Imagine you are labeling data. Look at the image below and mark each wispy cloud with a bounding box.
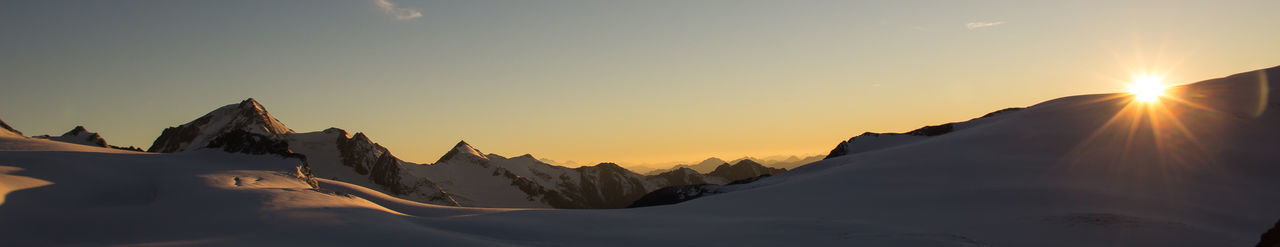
[965,21,1005,30]
[374,0,422,20]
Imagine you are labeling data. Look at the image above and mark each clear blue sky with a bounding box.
[2,0,1278,166]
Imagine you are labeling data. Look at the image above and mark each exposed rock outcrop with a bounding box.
[206,129,317,188]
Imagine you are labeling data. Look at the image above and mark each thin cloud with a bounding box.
[374,0,422,20]
[965,21,1005,30]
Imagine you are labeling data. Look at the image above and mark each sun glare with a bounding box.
[1127,76,1167,103]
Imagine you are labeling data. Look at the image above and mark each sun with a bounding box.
[1127,76,1167,103]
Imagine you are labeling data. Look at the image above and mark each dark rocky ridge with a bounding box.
[824,107,1025,160]
[0,118,21,135]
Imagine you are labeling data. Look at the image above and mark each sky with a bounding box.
[2,0,1278,167]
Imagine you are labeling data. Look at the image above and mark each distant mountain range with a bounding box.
[643,155,823,175]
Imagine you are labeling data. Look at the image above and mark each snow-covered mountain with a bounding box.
[1,66,1278,246]
[30,126,144,151]
[144,99,785,209]
[412,140,793,208]
[415,142,681,208]
[149,98,293,153]
[286,128,458,206]
[34,126,107,147]
[148,99,457,206]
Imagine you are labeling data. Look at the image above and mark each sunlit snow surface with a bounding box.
[1,67,1277,246]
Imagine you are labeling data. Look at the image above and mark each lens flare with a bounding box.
[1127,76,1167,102]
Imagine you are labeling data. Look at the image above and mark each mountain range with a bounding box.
[139,98,786,208]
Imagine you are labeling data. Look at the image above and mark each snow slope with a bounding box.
[0,134,968,246]
[656,66,1280,246]
[0,135,508,246]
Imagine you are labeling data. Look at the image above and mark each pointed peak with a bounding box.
[235,98,272,115]
[239,98,262,108]
[67,126,89,136]
[451,140,483,154]
[513,153,537,160]
[350,132,371,142]
[436,140,487,164]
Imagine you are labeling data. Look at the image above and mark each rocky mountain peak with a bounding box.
[66,126,89,136]
[57,126,107,147]
[32,126,108,147]
[435,140,489,164]
[148,98,293,153]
